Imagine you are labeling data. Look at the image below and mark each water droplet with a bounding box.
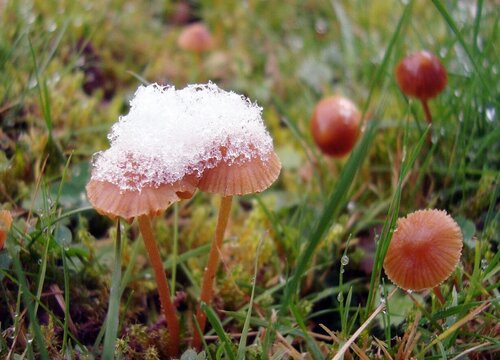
[47,21,57,32]
[486,107,496,123]
[26,333,33,344]
[315,19,328,35]
[337,292,343,302]
[347,201,356,212]
[340,268,345,274]
[454,90,461,97]
[341,255,349,266]
[481,259,488,271]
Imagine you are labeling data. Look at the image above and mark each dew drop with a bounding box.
[341,255,349,266]
[337,292,343,302]
[481,259,488,271]
[26,333,33,344]
[485,107,496,123]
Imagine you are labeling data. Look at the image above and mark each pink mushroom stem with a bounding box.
[138,215,180,358]
[192,196,233,350]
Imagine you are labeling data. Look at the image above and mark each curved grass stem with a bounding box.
[193,195,233,350]
[138,215,179,358]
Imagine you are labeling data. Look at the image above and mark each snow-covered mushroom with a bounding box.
[193,147,280,350]
[383,209,463,302]
[88,83,280,350]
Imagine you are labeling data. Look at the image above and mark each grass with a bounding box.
[0,0,499,359]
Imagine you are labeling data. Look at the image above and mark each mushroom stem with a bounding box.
[137,215,180,358]
[432,286,446,305]
[421,99,433,124]
[193,195,233,350]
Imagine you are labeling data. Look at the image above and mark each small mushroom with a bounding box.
[87,122,201,358]
[310,95,361,157]
[383,209,463,296]
[395,50,447,123]
[0,210,13,250]
[192,143,281,349]
[177,22,214,53]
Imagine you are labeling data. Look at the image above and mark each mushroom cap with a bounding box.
[310,95,361,157]
[86,175,198,223]
[0,210,13,250]
[177,22,213,52]
[383,209,463,291]
[395,50,447,100]
[197,151,281,196]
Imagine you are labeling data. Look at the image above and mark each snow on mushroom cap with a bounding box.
[91,83,274,192]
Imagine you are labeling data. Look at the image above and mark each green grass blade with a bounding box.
[282,120,377,308]
[364,124,429,318]
[431,0,492,96]
[201,303,236,360]
[237,234,265,359]
[102,220,123,359]
[290,304,324,360]
[10,250,50,360]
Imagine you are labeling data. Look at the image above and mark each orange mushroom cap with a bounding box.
[310,95,361,158]
[383,209,463,291]
[177,22,213,52]
[86,173,198,223]
[0,210,13,250]
[197,150,281,196]
[395,50,447,101]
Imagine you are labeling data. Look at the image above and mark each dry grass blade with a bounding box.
[373,337,393,360]
[394,311,421,360]
[420,301,491,355]
[333,288,397,360]
[318,324,369,360]
[449,342,492,360]
[276,332,305,360]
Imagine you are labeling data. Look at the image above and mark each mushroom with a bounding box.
[177,22,214,53]
[0,209,13,250]
[86,151,196,357]
[91,82,280,351]
[383,209,463,303]
[191,151,281,349]
[310,95,361,157]
[395,50,447,123]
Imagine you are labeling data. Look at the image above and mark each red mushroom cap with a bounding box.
[177,22,213,52]
[395,50,447,101]
[384,209,463,291]
[310,95,361,157]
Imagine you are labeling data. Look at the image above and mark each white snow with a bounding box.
[91,82,274,191]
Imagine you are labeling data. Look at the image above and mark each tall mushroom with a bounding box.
[87,150,196,358]
[192,155,280,348]
[395,50,447,124]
